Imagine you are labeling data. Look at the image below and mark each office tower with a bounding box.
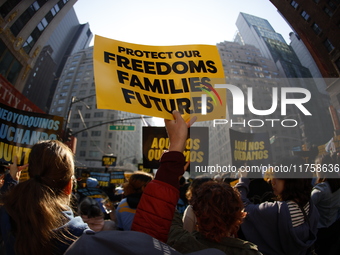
[205,41,302,166]
[0,0,77,93]
[22,7,92,112]
[50,47,143,171]
[235,12,333,147]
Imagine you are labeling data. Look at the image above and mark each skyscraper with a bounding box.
[22,7,92,112]
[236,12,333,147]
[0,0,78,92]
[206,41,302,166]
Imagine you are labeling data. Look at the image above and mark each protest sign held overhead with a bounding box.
[0,103,63,180]
[93,36,226,121]
[142,126,208,172]
[229,129,272,170]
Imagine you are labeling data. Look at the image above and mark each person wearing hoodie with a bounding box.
[235,156,319,255]
[0,140,89,255]
[116,171,153,230]
[132,111,261,255]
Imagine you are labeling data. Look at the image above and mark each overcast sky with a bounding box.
[73,0,293,47]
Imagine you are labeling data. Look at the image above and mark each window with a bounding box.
[323,39,335,52]
[10,0,47,36]
[0,41,22,84]
[94,112,104,118]
[62,85,69,90]
[82,132,88,137]
[323,7,333,17]
[79,151,86,157]
[300,10,310,21]
[290,1,299,8]
[90,141,100,146]
[85,113,91,118]
[80,141,87,147]
[312,23,322,35]
[0,0,22,18]
[328,0,338,10]
[79,90,86,95]
[91,131,101,136]
[58,99,66,104]
[72,123,79,128]
[89,151,100,158]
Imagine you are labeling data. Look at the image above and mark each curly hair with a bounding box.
[185,175,212,202]
[191,181,246,242]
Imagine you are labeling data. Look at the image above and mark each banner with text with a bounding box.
[142,126,209,171]
[93,36,226,121]
[229,129,272,169]
[0,103,63,180]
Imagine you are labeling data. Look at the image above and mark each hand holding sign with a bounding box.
[165,110,197,153]
[9,156,28,181]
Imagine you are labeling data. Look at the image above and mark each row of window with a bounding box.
[23,1,69,54]
[290,1,336,53]
[0,0,22,18]
[0,40,22,84]
[10,0,47,36]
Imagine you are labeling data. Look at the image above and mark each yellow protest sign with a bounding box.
[93,36,226,121]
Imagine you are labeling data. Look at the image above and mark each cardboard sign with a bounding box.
[102,155,117,166]
[0,103,63,181]
[93,36,226,121]
[142,126,209,170]
[229,129,272,169]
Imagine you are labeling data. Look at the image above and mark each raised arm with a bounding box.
[131,111,196,242]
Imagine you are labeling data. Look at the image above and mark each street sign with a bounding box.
[109,125,135,131]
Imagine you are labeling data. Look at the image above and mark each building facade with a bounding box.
[235,12,333,147]
[203,41,303,167]
[50,47,143,171]
[0,0,77,92]
[269,0,340,78]
[22,7,92,112]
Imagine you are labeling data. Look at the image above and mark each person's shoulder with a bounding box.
[313,181,331,192]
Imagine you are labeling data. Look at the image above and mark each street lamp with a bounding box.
[63,94,95,141]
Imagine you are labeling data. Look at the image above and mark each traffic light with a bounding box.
[65,128,73,142]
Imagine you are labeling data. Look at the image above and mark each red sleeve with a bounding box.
[131,151,184,242]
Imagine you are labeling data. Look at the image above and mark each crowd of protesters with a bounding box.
[1,110,340,255]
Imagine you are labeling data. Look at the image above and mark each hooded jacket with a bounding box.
[132,152,262,254]
[0,206,89,255]
[235,178,319,255]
